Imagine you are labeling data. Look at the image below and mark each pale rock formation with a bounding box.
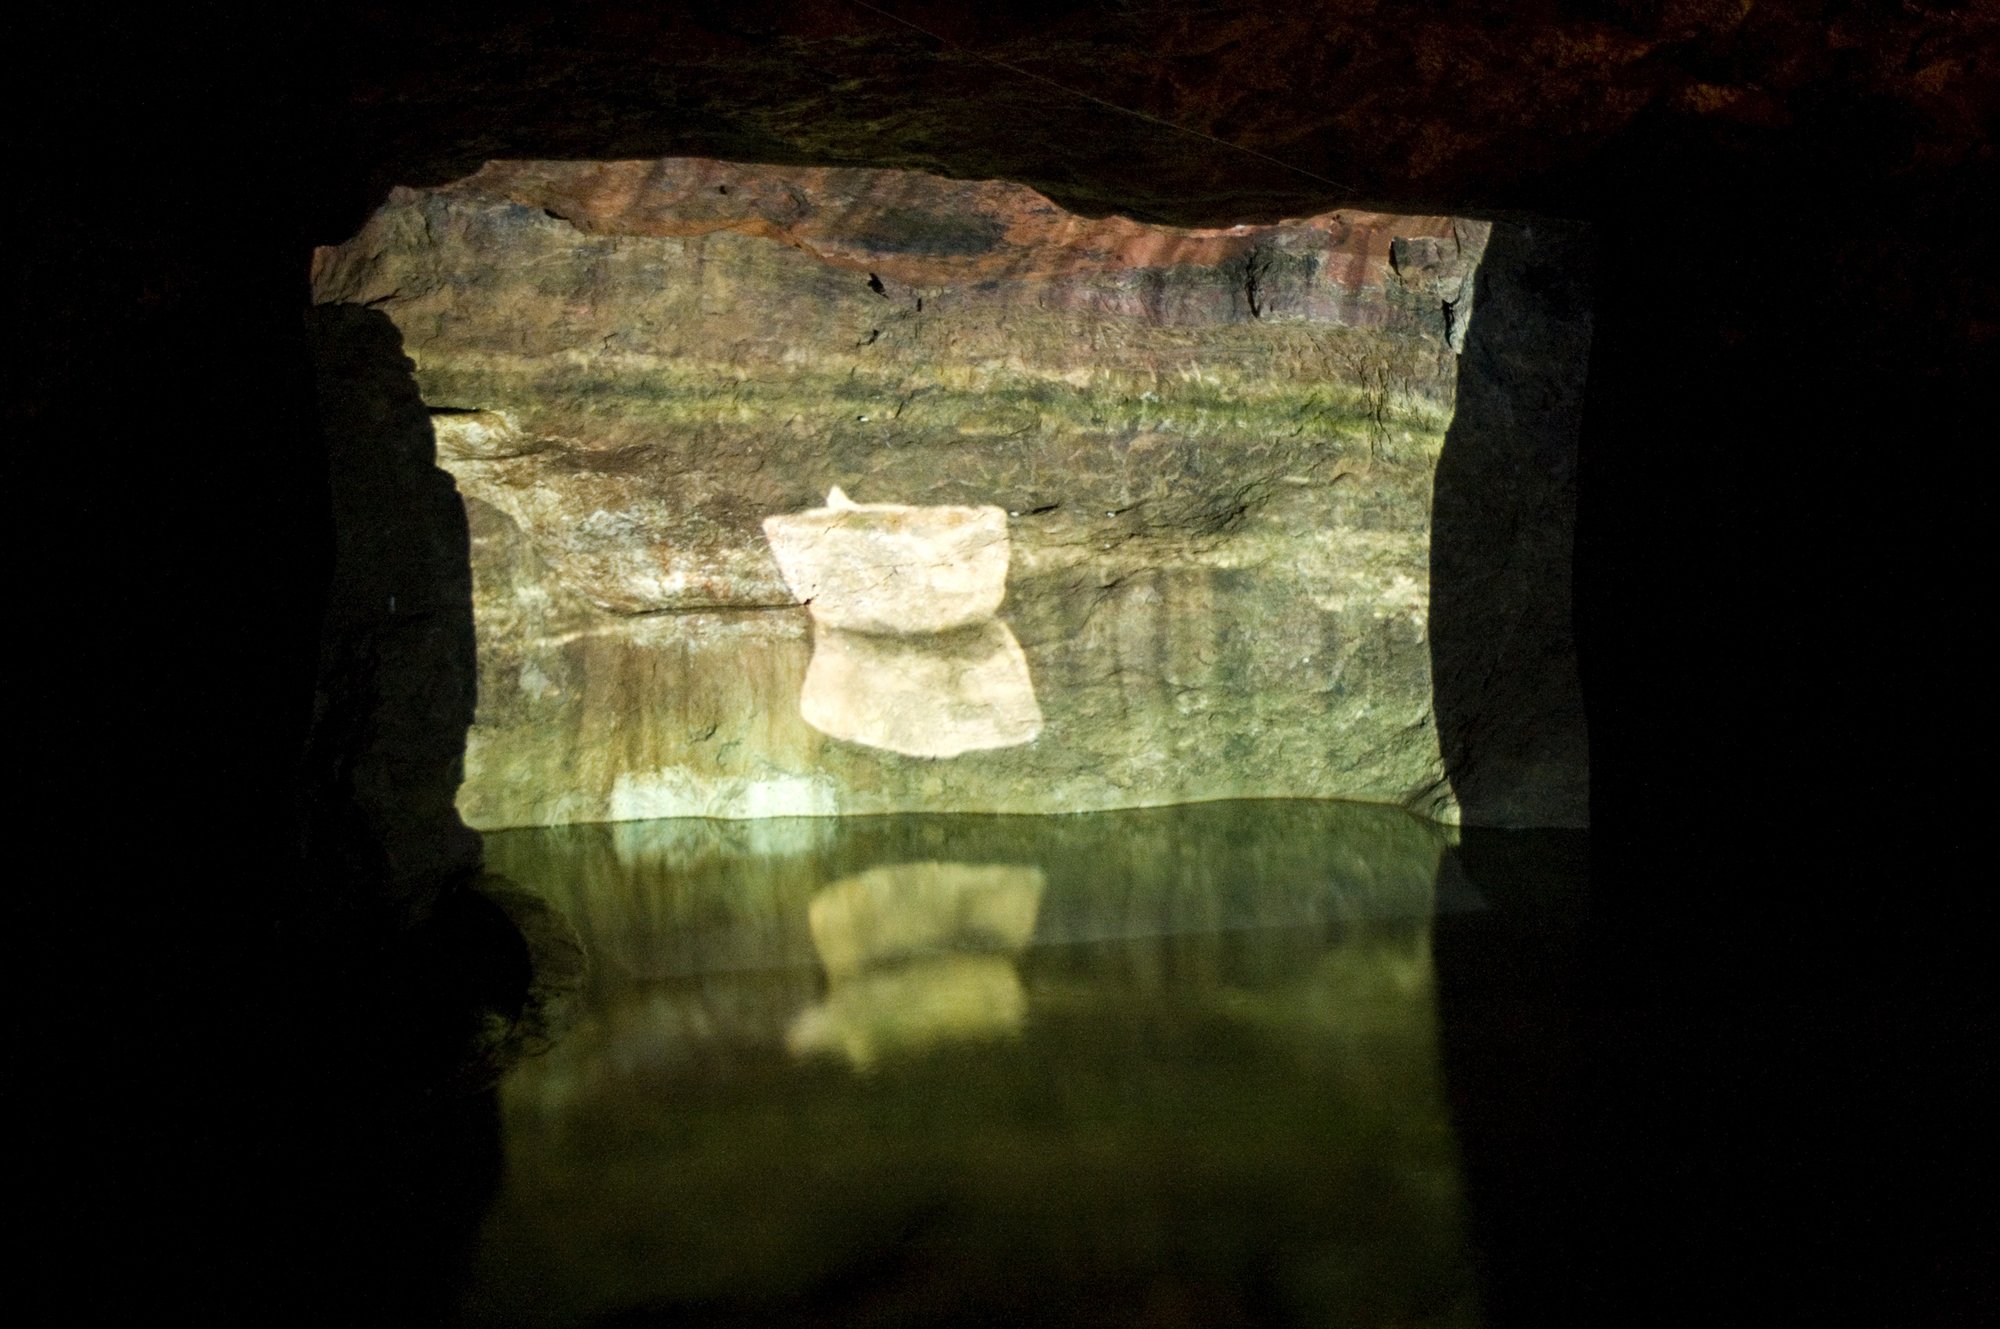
[763,487,1012,636]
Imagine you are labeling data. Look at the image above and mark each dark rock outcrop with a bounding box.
[303,305,482,927]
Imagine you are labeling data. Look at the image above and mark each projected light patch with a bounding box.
[763,487,1043,757]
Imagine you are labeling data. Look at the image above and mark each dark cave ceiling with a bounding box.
[299,0,1994,233]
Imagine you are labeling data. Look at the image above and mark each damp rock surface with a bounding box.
[314,160,1506,824]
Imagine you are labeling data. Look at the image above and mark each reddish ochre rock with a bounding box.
[444,158,1453,299]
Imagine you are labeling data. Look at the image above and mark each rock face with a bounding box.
[313,158,1530,825]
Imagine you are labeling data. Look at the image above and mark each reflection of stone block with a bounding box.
[806,861,1046,978]
[785,955,1028,1069]
[789,861,1046,1068]
[801,621,1041,759]
[762,487,1010,635]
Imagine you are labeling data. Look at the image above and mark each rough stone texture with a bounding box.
[312,160,1535,825]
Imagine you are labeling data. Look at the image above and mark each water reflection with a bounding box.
[464,801,1478,1327]
[805,861,1044,978]
[788,863,1045,1068]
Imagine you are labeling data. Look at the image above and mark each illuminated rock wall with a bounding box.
[313,159,1493,825]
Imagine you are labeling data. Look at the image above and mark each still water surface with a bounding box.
[462,800,1481,1327]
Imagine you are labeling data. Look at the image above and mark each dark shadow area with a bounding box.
[1431,829,1592,1327]
[248,880,569,1327]
[1431,220,1593,828]
[232,308,541,1322]
[301,303,483,935]
[20,258,531,1320]
[1557,100,1989,1324]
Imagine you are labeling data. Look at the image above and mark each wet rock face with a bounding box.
[312,158,1556,825]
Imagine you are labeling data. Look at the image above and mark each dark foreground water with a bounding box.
[463,800,1484,1327]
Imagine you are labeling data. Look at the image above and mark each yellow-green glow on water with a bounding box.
[464,800,1480,1326]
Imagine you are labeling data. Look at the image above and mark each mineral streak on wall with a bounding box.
[311,158,1493,826]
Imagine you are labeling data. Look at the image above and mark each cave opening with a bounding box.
[308,157,1587,836]
[298,155,1591,1326]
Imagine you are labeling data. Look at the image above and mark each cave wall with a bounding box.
[312,160,1587,825]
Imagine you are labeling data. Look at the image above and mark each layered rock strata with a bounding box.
[313,159,1499,824]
